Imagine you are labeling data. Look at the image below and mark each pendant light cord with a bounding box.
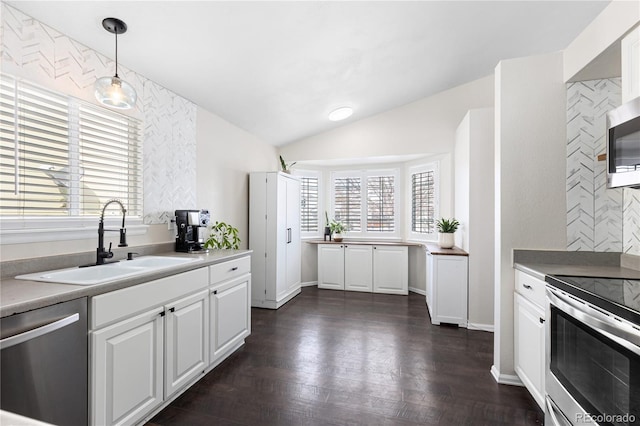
[114,29,119,78]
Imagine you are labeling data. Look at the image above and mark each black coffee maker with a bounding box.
[175,209,210,253]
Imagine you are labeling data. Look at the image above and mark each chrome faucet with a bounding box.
[96,200,127,265]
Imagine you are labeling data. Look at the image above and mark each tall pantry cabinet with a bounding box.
[249,172,302,309]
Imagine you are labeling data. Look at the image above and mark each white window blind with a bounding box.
[0,75,142,217]
[367,175,395,232]
[411,170,435,233]
[333,176,361,231]
[300,176,318,232]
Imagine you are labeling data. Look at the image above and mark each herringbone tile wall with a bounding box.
[566,79,640,255]
[1,4,197,224]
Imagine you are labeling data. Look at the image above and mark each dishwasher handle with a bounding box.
[0,313,79,350]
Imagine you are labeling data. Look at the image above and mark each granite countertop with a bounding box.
[0,249,252,318]
[513,249,640,281]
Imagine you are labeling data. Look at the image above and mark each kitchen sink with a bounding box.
[15,256,200,286]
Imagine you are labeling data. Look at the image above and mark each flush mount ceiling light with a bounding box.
[328,107,353,122]
[94,17,136,110]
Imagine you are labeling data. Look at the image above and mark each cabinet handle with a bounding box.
[169,307,175,313]
[212,290,218,295]
[231,266,238,271]
[159,311,165,317]
[539,318,545,324]
[522,284,533,290]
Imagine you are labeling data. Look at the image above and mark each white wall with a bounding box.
[279,75,494,161]
[196,107,278,249]
[455,108,495,330]
[493,52,567,383]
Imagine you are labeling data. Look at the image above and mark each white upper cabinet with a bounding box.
[622,25,640,103]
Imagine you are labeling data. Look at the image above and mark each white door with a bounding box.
[91,308,163,426]
[318,244,345,290]
[514,293,545,408]
[284,176,301,297]
[164,290,209,398]
[210,274,251,363]
[372,246,408,294]
[344,245,373,292]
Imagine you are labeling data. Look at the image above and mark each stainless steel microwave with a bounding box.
[607,96,640,189]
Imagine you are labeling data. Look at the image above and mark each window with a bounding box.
[409,163,438,238]
[0,74,143,218]
[300,175,319,232]
[331,169,399,237]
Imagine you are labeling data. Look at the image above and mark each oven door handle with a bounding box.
[547,287,640,357]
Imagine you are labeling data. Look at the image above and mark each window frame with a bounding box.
[0,75,146,243]
[330,168,401,240]
[406,161,439,242]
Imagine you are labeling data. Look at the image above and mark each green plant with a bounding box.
[204,221,241,249]
[436,218,459,233]
[329,219,347,234]
[279,155,297,172]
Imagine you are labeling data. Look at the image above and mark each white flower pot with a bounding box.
[333,232,343,242]
[438,232,454,249]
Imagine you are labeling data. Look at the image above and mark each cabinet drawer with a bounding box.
[209,256,251,285]
[515,270,546,307]
[91,267,208,330]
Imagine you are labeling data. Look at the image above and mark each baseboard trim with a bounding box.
[408,286,426,296]
[467,322,494,332]
[301,281,317,287]
[491,365,523,386]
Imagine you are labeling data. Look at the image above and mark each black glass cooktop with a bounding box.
[545,275,640,325]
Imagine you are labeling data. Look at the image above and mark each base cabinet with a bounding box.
[318,244,408,295]
[514,270,546,409]
[426,253,468,326]
[210,274,251,364]
[91,308,164,426]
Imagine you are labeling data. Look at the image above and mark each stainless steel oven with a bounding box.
[545,277,640,426]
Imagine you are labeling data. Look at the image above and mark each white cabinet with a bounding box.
[318,244,345,290]
[426,253,468,327]
[164,290,209,398]
[345,245,373,292]
[210,270,251,365]
[250,172,301,309]
[373,245,408,295]
[622,25,640,103]
[317,243,408,295]
[514,270,546,410]
[91,307,164,426]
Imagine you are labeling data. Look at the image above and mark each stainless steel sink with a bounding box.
[15,256,199,285]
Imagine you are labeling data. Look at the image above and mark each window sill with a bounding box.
[0,219,148,245]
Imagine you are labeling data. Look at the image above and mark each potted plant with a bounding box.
[279,155,296,174]
[329,219,347,242]
[204,221,241,249]
[436,218,459,249]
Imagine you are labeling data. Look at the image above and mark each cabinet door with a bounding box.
[210,274,251,364]
[426,253,435,314]
[514,293,545,409]
[344,245,373,292]
[91,308,163,426]
[164,290,209,398]
[284,176,301,296]
[622,26,640,103]
[372,246,408,294]
[318,244,345,290]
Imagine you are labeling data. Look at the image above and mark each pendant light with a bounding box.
[94,18,137,109]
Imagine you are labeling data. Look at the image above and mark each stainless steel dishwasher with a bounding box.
[1,297,88,425]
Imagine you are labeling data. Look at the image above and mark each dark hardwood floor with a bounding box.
[148,287,543,426]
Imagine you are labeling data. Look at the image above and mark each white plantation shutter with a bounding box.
[0,74,142,217]
[333,176,361,231]
[300,176,319,232]
[367,175,394,232]
[411,169,435,234]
